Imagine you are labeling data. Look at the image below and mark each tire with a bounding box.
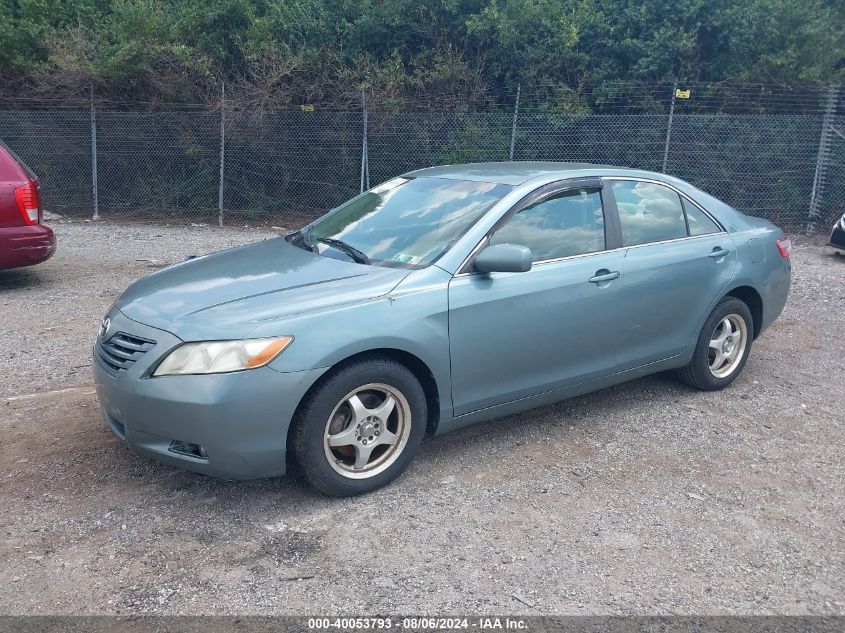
[676,296,754,391]
[292,356,427,496]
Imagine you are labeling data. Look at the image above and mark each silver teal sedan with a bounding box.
[93,162,792,496]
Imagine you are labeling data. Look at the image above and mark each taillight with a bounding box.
[13,181,40,225]
[776,236,792,258]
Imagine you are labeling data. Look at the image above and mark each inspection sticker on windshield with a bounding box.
[391,253,421,265]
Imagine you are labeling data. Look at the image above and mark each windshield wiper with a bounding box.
[316,237,371,265]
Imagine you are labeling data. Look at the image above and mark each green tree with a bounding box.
[0,0,841,105]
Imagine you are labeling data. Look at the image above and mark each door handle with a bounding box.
[708,247,730,260]
[588,270,621,284]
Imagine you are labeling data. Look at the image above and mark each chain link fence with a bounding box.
[0,83,842,233]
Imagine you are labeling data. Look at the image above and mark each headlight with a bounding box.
[153,337,293,376]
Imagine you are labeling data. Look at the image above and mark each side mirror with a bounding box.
[474,244,533,274]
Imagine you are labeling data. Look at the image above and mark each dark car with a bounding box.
[0,141,55,270]
[829,212,845,253]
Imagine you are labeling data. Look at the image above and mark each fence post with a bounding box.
[807,82,840,234]
[360,88,369,193]
[662,78,678,174]
[509,83,521,161]
[90,84,99,220]
[218,81,225,227]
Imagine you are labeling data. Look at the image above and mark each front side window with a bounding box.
[292,177,512,268]
[612,181,688,246]
[489,187,605,262]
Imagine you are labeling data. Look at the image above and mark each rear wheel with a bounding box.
[292,357,426,496]
[676,297,753,391]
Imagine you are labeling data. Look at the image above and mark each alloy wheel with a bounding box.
[708,314,748,378]
[323,383,411,479]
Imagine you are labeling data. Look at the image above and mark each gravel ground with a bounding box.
[1,220,276,398]
[0,220,843,615]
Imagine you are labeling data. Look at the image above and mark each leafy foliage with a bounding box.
[0,0,842,106]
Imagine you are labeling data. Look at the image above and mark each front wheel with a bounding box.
[291,357,427,496]
[676,297,753,391]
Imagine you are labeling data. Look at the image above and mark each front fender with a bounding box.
[248,266,454,422]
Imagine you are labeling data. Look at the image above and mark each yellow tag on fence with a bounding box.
[675,89,691,99]
[300,104,315,112]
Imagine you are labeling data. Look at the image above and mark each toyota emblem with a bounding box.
[98,316,111,340]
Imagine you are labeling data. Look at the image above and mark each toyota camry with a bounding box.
[93,162,792,496]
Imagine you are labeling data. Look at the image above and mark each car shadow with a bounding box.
[118,371,687,507]
[0,267,49,290]
[419,372,681,461]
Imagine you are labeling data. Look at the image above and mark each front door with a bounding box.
[448,181,626,416]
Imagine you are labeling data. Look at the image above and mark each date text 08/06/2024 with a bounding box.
[307,617,529,630]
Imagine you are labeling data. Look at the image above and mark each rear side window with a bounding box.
[683,199,721,236]
[489,187,605,262]
[612,181,687,246]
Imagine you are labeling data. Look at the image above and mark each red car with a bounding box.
[0,141,55,270]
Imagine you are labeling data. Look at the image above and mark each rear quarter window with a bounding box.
[683,199,721,236]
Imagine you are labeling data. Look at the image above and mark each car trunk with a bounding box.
[0,141,41,227]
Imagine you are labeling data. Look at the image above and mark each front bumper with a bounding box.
[92,309,326,479]
[0,223,56,269]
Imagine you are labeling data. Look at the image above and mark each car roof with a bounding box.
[403,161,652,186]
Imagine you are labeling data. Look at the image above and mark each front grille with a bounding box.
[95,332,156,374]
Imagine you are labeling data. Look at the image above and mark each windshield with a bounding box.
[292,177,512,268]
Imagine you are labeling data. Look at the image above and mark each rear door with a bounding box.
[604,178,736,370]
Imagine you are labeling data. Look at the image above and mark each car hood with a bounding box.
[116,237,409,339]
